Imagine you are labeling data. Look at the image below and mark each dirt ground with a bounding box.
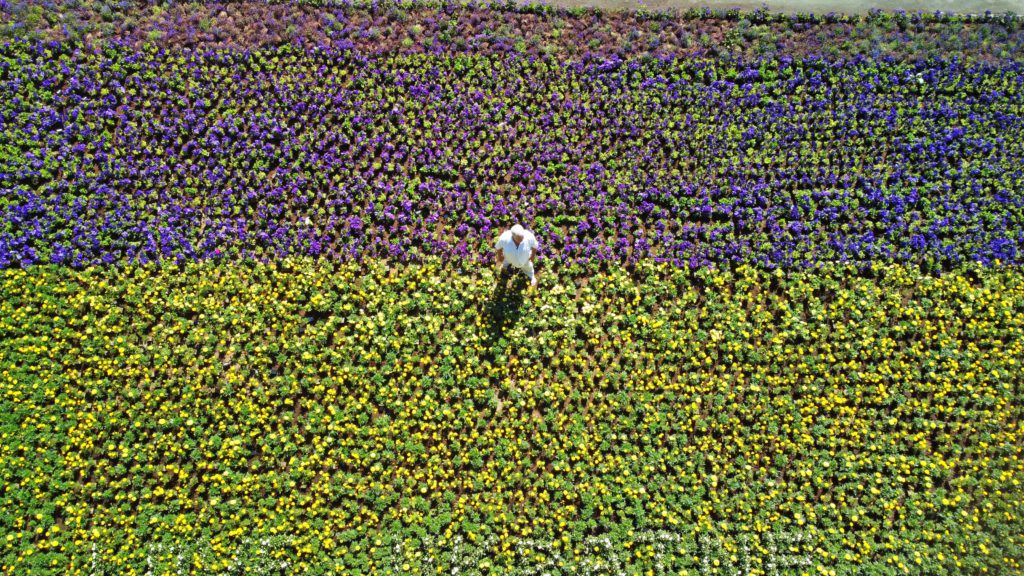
[537,0,1023,16]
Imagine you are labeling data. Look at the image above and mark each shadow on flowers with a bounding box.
[482,267,528,355]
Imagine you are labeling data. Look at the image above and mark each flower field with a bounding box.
[1,1,1024,575]
[3,260,1024,574]
[2,36,1024,269]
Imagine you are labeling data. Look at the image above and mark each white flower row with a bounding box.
[385,528,813,575]
[87,527,813,574]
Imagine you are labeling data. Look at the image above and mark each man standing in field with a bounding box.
[495,223,539,289]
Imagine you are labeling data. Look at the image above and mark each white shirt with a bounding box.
[496,229,538,267]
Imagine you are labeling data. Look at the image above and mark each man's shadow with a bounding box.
[481,266,528,355]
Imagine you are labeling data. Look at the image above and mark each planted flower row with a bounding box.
[2,39,1022,270]
[1,259,1022,574]
[3,0,1023,64]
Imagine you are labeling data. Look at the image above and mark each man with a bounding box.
[495,223,539,289]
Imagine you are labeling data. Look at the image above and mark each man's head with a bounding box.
[510,224,526,241]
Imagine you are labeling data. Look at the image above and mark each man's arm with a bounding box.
[495,234,505,269]
[494,232,506,267]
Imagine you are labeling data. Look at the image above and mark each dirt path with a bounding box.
[538,0,1022,16]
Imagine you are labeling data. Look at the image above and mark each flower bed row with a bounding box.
[2,39,1023,270]
[3,0,1023,64]
[1,259,1022,574]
